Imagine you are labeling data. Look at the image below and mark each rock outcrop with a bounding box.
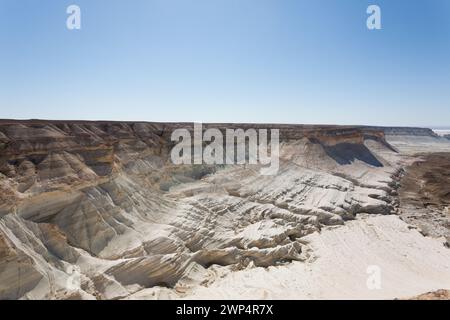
[0,120,447,299]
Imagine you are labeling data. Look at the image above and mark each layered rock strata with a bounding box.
[0,120,446,299]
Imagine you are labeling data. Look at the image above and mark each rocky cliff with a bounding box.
[0,120,437,299]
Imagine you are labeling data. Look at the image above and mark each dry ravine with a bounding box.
[0,120,449,299]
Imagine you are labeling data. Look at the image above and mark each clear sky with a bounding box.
[0,0,449,126]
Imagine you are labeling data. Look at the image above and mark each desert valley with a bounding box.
[0,120,449,300]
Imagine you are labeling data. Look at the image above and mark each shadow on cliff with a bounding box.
[323,143,383,167]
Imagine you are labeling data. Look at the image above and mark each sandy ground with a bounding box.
[180,215,450,300]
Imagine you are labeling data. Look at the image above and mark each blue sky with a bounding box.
[0,0,449,126]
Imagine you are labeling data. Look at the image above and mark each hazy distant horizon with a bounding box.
[0,117,448,130]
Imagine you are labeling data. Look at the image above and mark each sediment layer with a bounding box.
[0,120,448,299]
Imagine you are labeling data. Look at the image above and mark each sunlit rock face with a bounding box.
[0,120,447,300]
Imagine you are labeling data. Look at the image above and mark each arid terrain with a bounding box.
[398,153,450,241]
[0,120,449,300]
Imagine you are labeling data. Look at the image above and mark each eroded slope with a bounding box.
[0,120,446,299]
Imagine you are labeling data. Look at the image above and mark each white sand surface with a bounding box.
[184,215,450,300]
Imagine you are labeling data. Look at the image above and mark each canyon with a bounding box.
[0,120,449,300]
